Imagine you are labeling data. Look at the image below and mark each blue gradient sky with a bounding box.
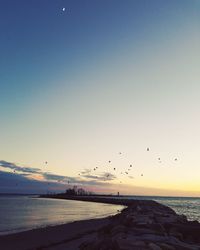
[0,0,200,195]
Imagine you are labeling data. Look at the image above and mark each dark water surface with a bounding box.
[120,195,200,222]
[0,195,199,235]
[0,195,124,235]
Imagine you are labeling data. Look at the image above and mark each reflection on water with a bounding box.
[153,197,200,222]
[115,195,200,222]
[1,195,199,235]
[0,195,124,235]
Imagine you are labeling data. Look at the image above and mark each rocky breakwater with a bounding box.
[80,200,200,250]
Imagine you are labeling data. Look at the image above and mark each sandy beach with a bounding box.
[1,196,200,250]
[0,216,110,250]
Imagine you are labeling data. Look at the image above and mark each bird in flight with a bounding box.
[62,7,66,12]
[147,148,150,151]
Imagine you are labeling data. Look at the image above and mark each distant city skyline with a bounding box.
[0,0,200,196]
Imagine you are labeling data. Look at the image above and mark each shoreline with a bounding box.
[40,194,137,206]
[1,196,200,250]
[0,216,111,250]
[0,197,125,237]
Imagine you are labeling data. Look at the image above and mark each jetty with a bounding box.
[1,195,200,249]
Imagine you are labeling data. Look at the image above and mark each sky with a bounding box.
[0,0,200,196]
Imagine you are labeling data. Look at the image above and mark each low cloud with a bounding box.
[0,160,116,193]
[0,160,117,185]
[42,173,68,182]
[0,171,65,194]
[0,160,41,174]
[80,171,116,181]
[80,169,92,175]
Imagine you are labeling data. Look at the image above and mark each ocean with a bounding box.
[0,195,199,235]
[124,195,200,222]
[0,195,124,235]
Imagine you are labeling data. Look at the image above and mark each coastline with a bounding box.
[0,217,111,250]
[1,196,200,250]
[40,194,137,206]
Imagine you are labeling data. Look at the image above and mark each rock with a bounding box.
[129,227,163,236]
[77,199,200,250]
[133,240,146,247]
[116,238,147,250]
[159,243,176,250]
[148,242,162,250]
[111,225,126,236]
[178,214,187,223]
[156,215,179,224]
[79,238,121,250]
[131,215,154,225]
[191,220,199,225]
[136,205,142,211]
[150,223,166,235]
[169,227,183,241]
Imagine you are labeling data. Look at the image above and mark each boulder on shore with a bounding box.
[79,200,200,250]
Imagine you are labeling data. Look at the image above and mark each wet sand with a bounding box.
[0,216,111,250]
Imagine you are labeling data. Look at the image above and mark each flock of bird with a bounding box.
[74,148,179,185]
[8,6,182,190]
[12,147,178,187]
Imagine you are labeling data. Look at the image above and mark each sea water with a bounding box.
[0,195,199,235]
[153,196,200,222]
[122,195,200,222]
[0,195,124,235]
